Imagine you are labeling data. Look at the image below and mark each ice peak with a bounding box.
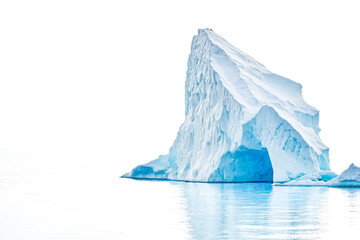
[123,29,332,183]
[191,29,323,150]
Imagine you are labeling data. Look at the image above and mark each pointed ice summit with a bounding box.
[123,28,337,183]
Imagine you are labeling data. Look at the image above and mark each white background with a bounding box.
[1,0,360,174]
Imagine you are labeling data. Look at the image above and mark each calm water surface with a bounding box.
[1,152,360,240]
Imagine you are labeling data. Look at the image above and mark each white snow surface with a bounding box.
[124,28,336,183]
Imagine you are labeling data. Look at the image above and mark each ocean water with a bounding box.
[1,152,360,240]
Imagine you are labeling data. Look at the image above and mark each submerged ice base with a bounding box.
[123,28,339,183]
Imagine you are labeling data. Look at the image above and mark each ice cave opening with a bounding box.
[209,146,274,182]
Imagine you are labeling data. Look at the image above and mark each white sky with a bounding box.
[1,0,359,174]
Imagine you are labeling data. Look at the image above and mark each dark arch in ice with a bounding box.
[209,146,273,182]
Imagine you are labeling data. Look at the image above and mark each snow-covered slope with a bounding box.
[123,28,336,183]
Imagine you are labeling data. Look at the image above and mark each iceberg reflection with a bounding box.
[174,182,360,240]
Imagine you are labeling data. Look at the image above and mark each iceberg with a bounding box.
[123,28,337,183]
[327,164,360,187]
